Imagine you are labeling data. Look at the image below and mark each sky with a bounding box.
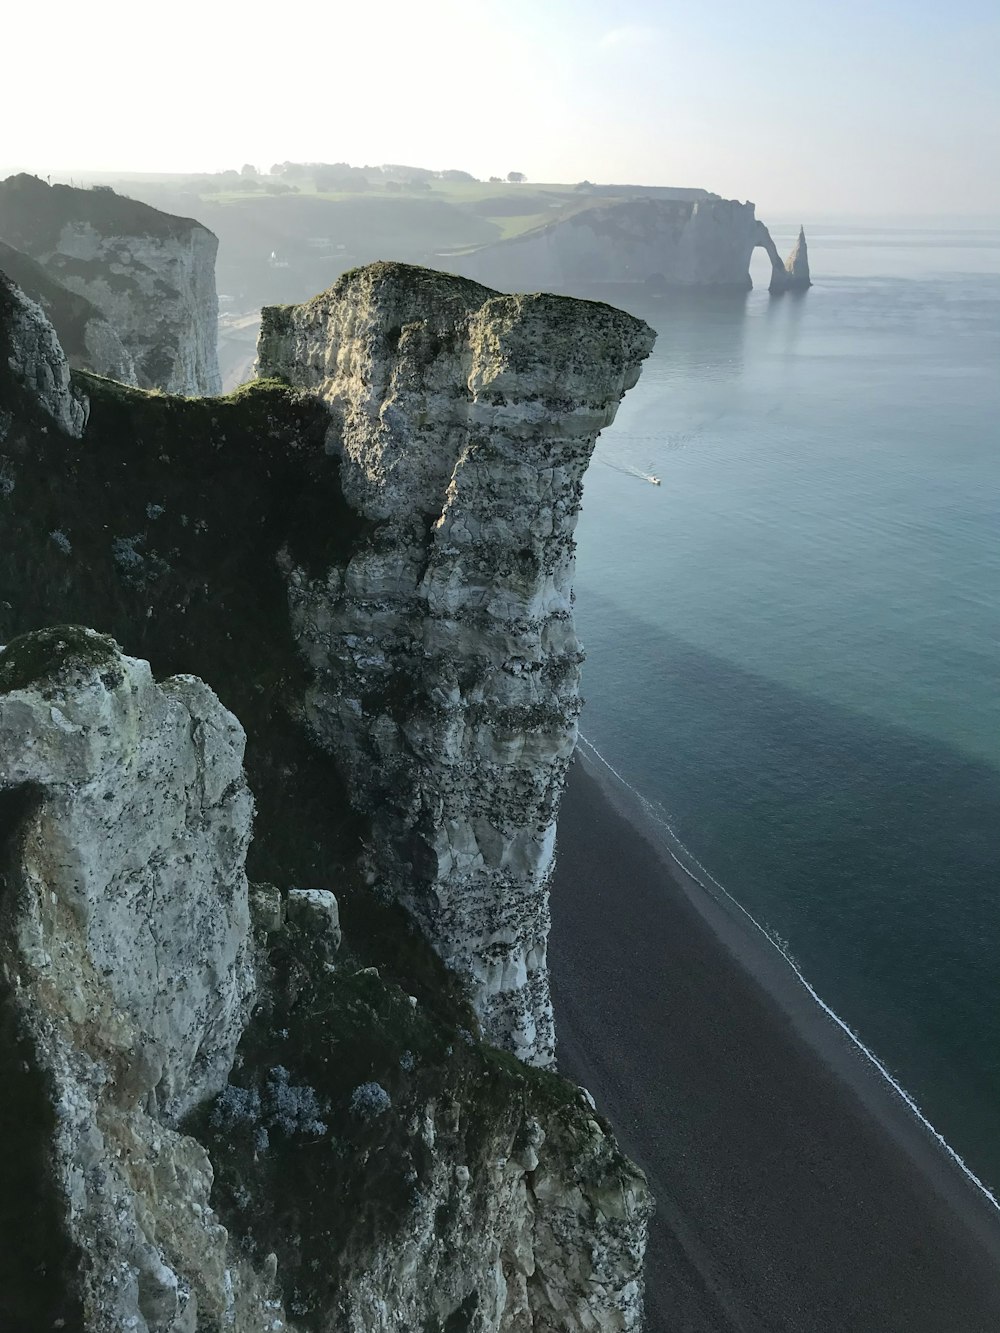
[3,0,998,217]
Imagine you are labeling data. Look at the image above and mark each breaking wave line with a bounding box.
[575,730,1000,1216]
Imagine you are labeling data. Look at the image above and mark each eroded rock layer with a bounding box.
[258,264,655,1064]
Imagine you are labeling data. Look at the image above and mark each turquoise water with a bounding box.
[572,223,1000,1192]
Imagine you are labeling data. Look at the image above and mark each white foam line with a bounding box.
[576,731,1000,1215]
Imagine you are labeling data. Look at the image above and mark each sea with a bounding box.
[571,221,1000,1197]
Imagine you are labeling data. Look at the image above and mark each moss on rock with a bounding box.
[0,625,120,694]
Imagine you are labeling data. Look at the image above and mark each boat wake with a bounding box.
[575,731,1000,1216]
[593,454,661,486]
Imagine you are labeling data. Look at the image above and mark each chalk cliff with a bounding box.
[0,264,652,1328]
[450,196,759,292]
[0,174,220,394]
[257,264,655,1064]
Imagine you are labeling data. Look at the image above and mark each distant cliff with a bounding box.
[0,174,220,394]
[449,197,813,297]
[449,196,759,291]
[0,263,651,1330]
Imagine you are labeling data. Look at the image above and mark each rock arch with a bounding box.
[755,221,811,292]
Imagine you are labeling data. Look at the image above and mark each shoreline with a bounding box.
[548,743,1000,1330]
[576,733,1000,1227]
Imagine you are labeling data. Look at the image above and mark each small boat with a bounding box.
[649,475,661,486]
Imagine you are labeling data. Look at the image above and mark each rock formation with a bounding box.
[450,196,760,292]
[0,263,653,1327]
[0,173,220,394]
[257,264,655,1064]
[1,271,89,436]
[754,221,812,293]
[0,628,255,1330]
[784,225,811,287]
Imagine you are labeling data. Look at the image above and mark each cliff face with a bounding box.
[0,629,255,1331]
[0,174,220,394]
[0,265,653,1328]
[258,264,655,1064]
[449,196,758,292]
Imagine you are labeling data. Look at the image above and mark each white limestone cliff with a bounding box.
[46,218,221,394]
[450,196,759,292]
[257,263,656,1066]
[0,175,221,394]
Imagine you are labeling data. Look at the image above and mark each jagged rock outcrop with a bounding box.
[754,220,812,293]
[0,174,220,393]
[0,629,649,1331]
[0,628,255,1330]
[1,271,89,436]
[0,239,137,383]
[257,264,655,1065]
[449,196,759,291]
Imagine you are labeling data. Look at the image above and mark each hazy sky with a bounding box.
[4,0,998,216]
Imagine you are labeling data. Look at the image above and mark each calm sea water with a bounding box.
[572,222,1000,1191]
